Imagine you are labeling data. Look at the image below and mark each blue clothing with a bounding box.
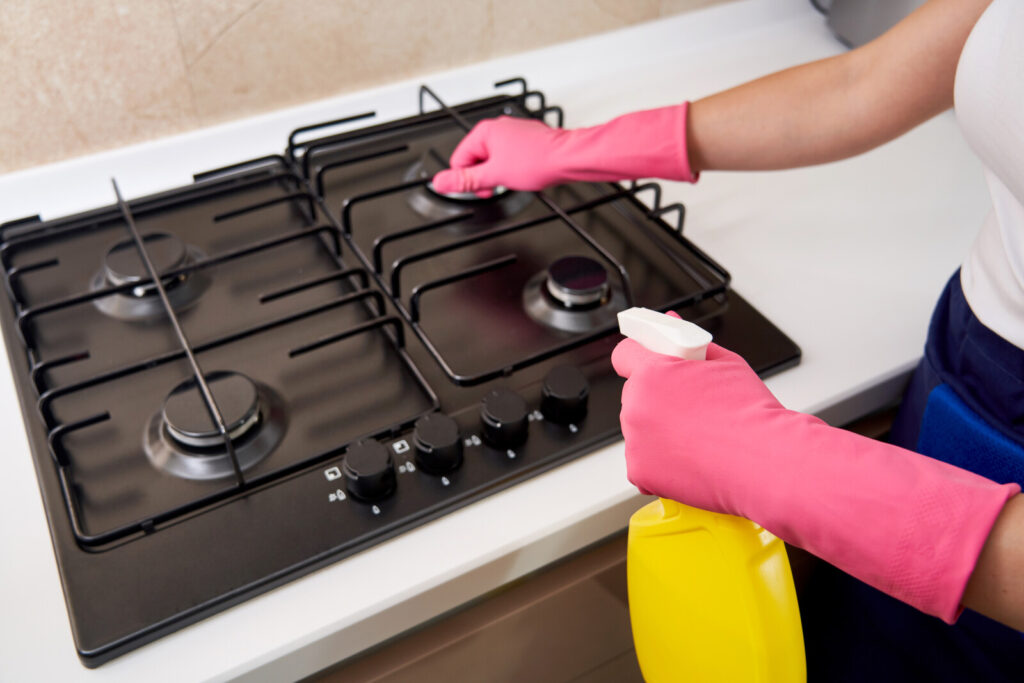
[890,271,1024,462]
[800,271,1024,682]
[917,384,1024,487]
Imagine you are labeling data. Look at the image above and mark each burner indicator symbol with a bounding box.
[325,466,342,481]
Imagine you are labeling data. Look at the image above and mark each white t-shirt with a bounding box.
[956,0,1024,349]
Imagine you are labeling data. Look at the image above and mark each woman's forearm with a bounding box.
[687,0,991,173]
[962,494,1024,631]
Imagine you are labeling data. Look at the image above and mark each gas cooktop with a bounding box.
[0,78,800,666]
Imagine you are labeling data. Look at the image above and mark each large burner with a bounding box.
[402,156,532,222]
[90,232,209,321]
[523,255,625,334]
[163,372,260,448]
[144,371,286,481]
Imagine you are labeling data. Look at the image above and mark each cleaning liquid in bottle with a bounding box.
[617,308,805,683]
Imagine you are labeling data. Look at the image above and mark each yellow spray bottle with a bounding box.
[617,308,805,683]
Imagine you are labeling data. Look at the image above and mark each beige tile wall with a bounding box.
[0,0,734,174]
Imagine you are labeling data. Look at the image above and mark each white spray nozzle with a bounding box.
[617,307,712,360]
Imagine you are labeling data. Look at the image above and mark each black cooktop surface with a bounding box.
[0,78,800,666]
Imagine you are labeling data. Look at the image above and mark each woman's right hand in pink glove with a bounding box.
[611,336,1020,623]
[431,104,698,197]
[431,117,571,197]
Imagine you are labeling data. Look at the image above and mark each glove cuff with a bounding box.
[558,103,699,184]
[893,474,1019,622]
[752,420,1021,623]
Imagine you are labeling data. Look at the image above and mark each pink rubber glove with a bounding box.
[431,103,698,197]
[611,335,1020,623]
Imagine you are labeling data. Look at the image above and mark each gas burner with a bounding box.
[402,157,532,222]
[90,232,209,321]
[143,371,286,481]
[545,255,610,307]
[425,182,508,201]
[523,255,626,334]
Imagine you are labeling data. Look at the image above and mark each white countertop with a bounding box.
[0,1,990,680]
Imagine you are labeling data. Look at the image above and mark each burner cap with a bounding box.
[425,180,509,201]
[104,232,187,292]
[162,371,261,449]
[523,264,625,335]
[91,236,207,321]
[403,157,532,222]
[545,256,609,308]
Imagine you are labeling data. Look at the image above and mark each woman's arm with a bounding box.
[963,493,1024,630]
[432,0,992,198]
[688,0,992,173]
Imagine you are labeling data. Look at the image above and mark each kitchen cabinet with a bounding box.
[311,532,641,683]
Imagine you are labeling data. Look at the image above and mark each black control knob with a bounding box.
[541,366,589,425]
[414,413,463,474]
[480,388,529,448]
[342,440,396,502]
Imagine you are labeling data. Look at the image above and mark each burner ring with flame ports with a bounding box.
[523,255,626,334]
[143,371,287,481]
[90,232,210,321]
[402,157,533,223]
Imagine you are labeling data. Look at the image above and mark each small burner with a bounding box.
[402,157,532,222]
[104,233,187,295]
[144,371,286,481]
[545,256,610,308]
[90,232,209,321]
[523,255,626,334]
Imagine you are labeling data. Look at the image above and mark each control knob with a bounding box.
[413,413,463,474]
[480,388,529,448]
[342,440,396,502]
[541,365,589,425]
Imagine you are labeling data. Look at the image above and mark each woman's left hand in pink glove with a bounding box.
[611,330,1019,623]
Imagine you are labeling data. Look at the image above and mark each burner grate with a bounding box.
[292,79,730,386]
[0,160,440,548]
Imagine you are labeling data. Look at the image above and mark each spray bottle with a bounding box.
[617,307,805,683]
